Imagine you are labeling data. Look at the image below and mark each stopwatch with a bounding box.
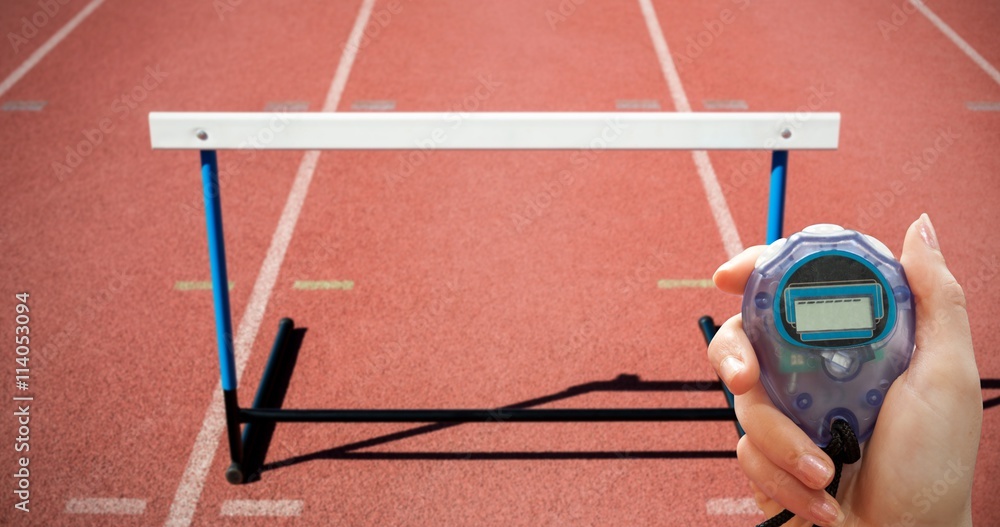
[742,224,915,446]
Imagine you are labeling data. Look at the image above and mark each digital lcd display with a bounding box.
[793,297,874,332]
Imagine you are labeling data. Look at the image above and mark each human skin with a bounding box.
[706,214,981,527]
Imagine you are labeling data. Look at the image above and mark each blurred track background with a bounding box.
[0,0,998,525]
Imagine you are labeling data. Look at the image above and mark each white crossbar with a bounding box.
[148,112,839,150]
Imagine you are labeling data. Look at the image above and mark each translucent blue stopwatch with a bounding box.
[742,224,916,446]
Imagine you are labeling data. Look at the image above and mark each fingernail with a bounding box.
[919,213,938,250]
[810,496,844,526]
[797,454,834,488]
[719,356,744,383]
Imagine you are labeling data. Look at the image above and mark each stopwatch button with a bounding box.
[754,237,787,268]
[865,235,895,259]
[802,223,844,234]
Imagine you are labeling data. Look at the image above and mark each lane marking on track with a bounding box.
[293,280,354,290]
[706,497,758,515]
[2,100,46,111]
[657,279,714,288]
[65,498,147,515]
[0,0,107,98]
[637,0,744,258]
[175,281,234,291]
[966,101,1000,111]
[164,1,378,526]
[220,499,303,517]
[615,99,661,110]
[264,101,310,112]
[351,99,396,110]
[703,99,748,110]
[909,0,1000,88]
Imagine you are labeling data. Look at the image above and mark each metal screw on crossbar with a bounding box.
[196,129,208,141]
[781,128,792,139]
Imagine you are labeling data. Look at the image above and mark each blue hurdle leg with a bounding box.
[718,150,789,438]
[200,150,244,477]
[767,150,789,244]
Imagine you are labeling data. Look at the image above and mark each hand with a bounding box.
[707,214,982,527]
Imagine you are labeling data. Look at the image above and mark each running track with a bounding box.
[0,0,998,525]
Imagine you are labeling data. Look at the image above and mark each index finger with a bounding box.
[713,245,767,295]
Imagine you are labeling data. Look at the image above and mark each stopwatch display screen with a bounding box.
[776,253,893,348]
[793,296,873,333]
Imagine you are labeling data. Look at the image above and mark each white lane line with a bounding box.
[264,100,310,112]
[65,498,147,515]
[350,99,396,110]
[220,499,304,517]
[0,0,107,98]
[615,98,661,110]
[292,279,355,290]
[966,101,1000,111]
[657,278,714,288]
[909,0,1000,88]
[163,0,377,525]
[637,0,744,258]
[2,100,47,111]
[703,99,749,110]
[706,497,759,515]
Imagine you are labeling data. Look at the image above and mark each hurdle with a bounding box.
[149,111,841,483]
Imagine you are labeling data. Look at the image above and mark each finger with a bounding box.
[748,481,780,518]
[706,314,760,395]
[713,245,768,295]
[738,435,845,527]
[735,382,835,491]
[748,483,816,527]
[899,214,980,396]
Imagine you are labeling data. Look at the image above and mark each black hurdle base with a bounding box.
[226,318,296,484]
[222,317,741,484]
[698,316,744,437]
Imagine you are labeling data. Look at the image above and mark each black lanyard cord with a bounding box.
[755,419,861,527]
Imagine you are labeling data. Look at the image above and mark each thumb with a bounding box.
[898,214,979,397]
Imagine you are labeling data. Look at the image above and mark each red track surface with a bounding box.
[0,0,997,525]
